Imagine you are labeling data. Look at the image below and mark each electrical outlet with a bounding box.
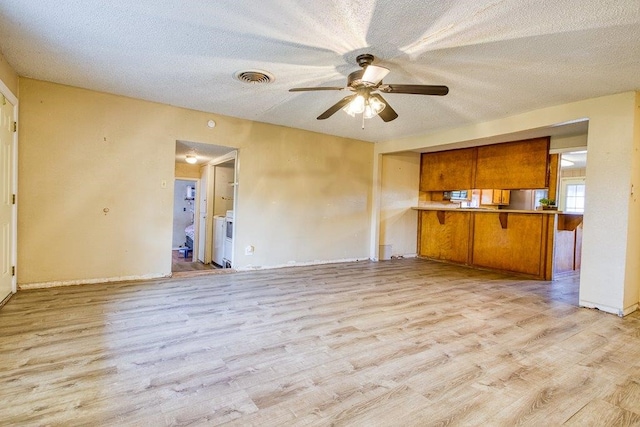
[245,245,254,255]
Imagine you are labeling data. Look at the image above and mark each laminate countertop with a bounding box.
[411,206,578,215]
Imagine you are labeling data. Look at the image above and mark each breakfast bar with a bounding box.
[413,207,583,280]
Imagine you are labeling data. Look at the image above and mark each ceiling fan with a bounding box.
[289,53,448,124]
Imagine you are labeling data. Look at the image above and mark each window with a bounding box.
[565,183,585,212]
[443,190,469,201]
[450,190,468,200]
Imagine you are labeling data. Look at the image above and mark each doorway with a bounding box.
[553,149,587,277]
[173,140,237,273]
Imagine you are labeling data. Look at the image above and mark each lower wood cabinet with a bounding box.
[418,210,470,264]
[418,209,555,279]
[471,212,548,277]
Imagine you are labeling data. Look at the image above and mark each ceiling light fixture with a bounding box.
[364,96,386,119]
[185,154,198,164]
[342,91,386,128]
[560,159,574,167]
[343,94,366,117]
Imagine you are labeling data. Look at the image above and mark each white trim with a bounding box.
[579,300,638,317]
[0,77,18,295]
[235,257,371,271]
[209,150,237,166]
[209,150,238,268]
[549,145,588,155]
[0,79,17,105]
[18,273,171,290]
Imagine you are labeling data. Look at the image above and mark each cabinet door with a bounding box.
[499,190,510,205]
[480,189,495,205]
[480,189,510,205]
[420,148,475,191]
[471,212,545,276]
[418,211,470,263]
[474,137,549,189]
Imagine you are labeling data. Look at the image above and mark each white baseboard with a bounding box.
[18,273,171,290]
[579,300,639,317]
[235,257,371,271]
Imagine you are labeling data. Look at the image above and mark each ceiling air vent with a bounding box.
[234,70,274,84]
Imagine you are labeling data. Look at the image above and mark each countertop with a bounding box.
[411,206,580,215]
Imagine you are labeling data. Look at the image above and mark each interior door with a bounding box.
[0,94,14,302]
[197,164,214,263]
[197,165,208,262]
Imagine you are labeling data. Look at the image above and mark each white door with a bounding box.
[197,164,214,263]
[197,165,208,262]
[0,93,14,302]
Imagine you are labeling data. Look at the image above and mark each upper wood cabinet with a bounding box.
[480,189,510,205]
[420,148,475,191]
[474,137,550,189]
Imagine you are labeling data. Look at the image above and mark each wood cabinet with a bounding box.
[471,212,551,277]
[420,137,550,193]
[418,210,470,264]
[480,189,510,205]
[474,137,550,189]
[416,208,556,279]
[420,148,475,191]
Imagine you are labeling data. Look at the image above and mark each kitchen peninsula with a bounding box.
[413,207,582,280]
[415,137,583,280]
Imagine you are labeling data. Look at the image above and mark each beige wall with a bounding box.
[18,78,373,286]
[0,51,18,97]
[378,152,420,258]
[373,91,640,316]
[175,162,201,179]
[213,165,234,217]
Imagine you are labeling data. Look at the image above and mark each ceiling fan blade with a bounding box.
[289,86,344,92]
[379,84,449,96]
[362,65,390,85]
[317,95,356,120]
[371,94,398,122]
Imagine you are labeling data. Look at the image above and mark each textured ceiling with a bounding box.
[0,0,639,143]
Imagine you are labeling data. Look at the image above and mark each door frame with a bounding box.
[0,78,18,297]
[209,150,238,267]
[173,177,200,262]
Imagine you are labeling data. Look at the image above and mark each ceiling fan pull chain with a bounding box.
[361,113,365,129]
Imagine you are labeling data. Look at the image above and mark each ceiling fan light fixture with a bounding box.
[343,94,366,116]
[365,96,386,119]
[290,53,446,124]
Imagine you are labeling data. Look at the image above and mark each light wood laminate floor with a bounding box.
[2,259,640,426]
[171,250,218,273]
